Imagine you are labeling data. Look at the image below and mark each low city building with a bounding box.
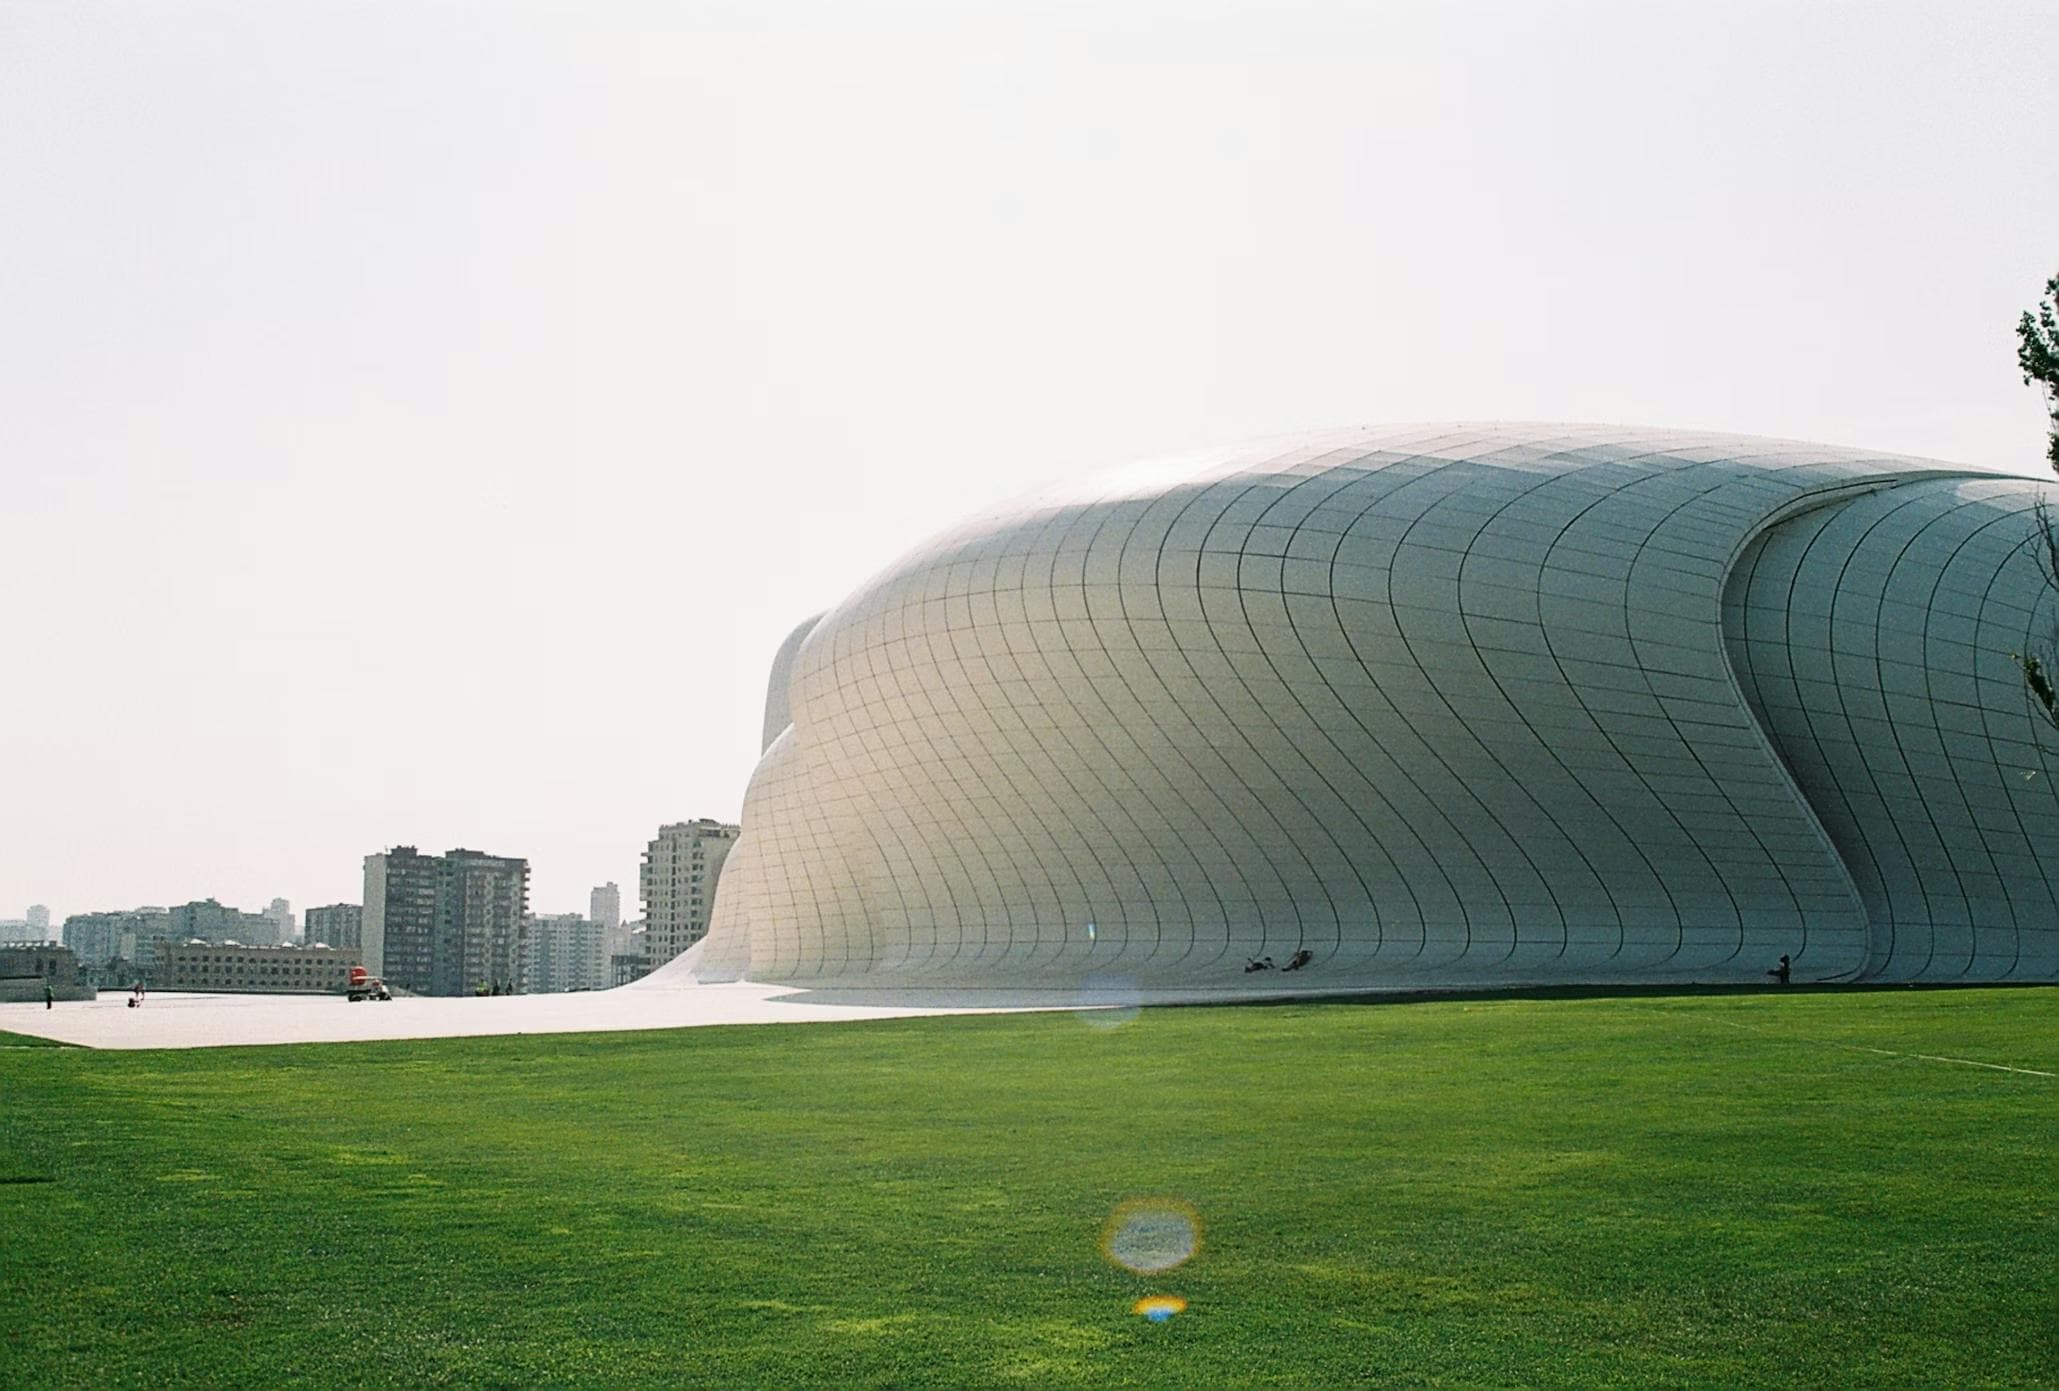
[0,942,92,1002]
[159,941,361,994]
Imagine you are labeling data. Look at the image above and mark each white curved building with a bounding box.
[667,425,2059,990]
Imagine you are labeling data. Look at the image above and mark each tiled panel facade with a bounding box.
[671,426,2058,990]
[1725,476,2059,981]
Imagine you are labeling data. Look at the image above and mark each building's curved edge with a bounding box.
[760,613,825,754]
[1704,471,2015,983]
[1722,472,2059,984]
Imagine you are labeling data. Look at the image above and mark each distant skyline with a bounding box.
[6,1,2058,921]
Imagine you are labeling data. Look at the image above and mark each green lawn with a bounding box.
[1,989,2052,1389]
[0,1030,74,1048]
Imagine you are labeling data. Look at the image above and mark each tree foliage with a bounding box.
[2009,506,2059,732]
[2014,274,2059,731]
[2020,272,2059,473]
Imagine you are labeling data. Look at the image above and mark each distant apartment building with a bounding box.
[611,924,651,986]
[160,941,360,994]
[2,905,55,942]
[61,914,125,974]
[436,850,528,996]
[62,908,170,981]
[641,820,740,968]
[304,903,363,951]
[602,913,637,960]
[265,897,296,944]
[130,931,174,978]
[168,898,281,947]
[363,847,440,989]
[363,846,529,996]
[522,913,609,993]
[590,882,622,931]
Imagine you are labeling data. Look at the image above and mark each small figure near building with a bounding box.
[1767,954,1791,986]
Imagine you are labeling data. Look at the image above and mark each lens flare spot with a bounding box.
[1072,974,1142,1031]
[1132,1295,1187,1323]
[1101,1198,1201,1274]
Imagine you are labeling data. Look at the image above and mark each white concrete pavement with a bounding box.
[0,979,1306,1050]
[0,984,1038,1049]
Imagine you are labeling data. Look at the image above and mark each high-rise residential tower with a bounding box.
[590,882,621,932]
[363,847,529,995]
[435,849,529,996]
[640,820,739,969]
[362,847,439,988]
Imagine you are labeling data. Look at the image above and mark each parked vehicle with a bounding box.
[345,965,391,1002]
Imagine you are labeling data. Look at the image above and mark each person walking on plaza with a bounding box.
[44,982,54,1009]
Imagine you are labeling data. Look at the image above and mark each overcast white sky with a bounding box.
[4,1,2056,925]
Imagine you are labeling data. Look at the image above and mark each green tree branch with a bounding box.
[2019,272,2059,473]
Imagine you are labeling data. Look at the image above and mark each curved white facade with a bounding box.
[673,425,2059,990]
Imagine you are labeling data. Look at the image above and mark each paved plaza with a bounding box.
[0,978,1299,1050]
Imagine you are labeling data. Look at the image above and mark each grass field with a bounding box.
[1,988,2052,1388]
[0,1030,74,1048]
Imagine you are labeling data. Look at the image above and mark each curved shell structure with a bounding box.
[675,425,2059,989]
